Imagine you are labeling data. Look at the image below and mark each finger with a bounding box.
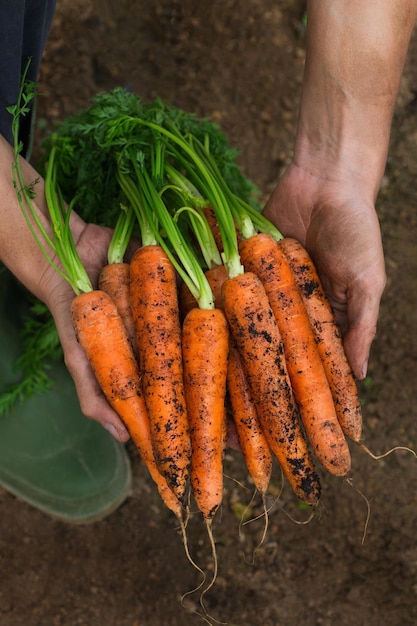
[64,342,131,443]
[343,277,385,380]
[49,284,131,442]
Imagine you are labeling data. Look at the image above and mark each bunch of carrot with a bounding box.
[11,80,363,534]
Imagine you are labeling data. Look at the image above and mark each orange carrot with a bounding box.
[71,289,182,520]
[130,244,191,501]
[279,237,362,442]
[227,343,272,495]
[239,233,351,477]
[98,262,136,353]
[205,264,272,495]
[222,271,321,505]
[182,307,230,520]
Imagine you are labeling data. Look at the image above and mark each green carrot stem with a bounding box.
[232,195,283,241]
[107,204,136,265]
[44,149,92,294]
[116,167,157,248]
[191,138,283,241]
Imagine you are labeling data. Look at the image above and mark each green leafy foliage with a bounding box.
[39,88,261,226]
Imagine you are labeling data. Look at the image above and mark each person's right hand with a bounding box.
[263,162,386,381]
[260,0,417,379]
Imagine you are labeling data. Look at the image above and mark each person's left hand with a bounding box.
[43,218,132,442]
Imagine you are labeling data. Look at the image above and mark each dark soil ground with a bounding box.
[1,1,417,625]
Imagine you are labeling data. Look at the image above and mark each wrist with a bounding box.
[293,114,388,203]
[296,0,417,200]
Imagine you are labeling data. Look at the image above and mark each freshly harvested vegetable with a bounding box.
[182,307,229,521]
[278,237,362,442]
[181,305,230,617]
[130,244,191,501]
[132,156,231,609]
[222,271,321,505]
[117,155,191,502]
[195,262,273,498]
[227,343,272,497]
[98,206,137,352]
[239,233,351,477]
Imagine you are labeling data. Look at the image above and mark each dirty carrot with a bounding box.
[181,306,229,620]
[98,205,137,350]
[222,271,321,505]
[239,233,351,476]
[116,155,193,502]
[98,262,136,350]
[180,267,229,519]
[130,244,191,501]
[202,263,273,496]
[227,343,272,496]
[182,307,229,520]
[138,163,231,616]
[279,237,362,442]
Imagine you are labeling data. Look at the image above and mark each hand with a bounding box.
[263,0,417,381]
[0,133,132,442]
[40,219,131,442]
[263,163,386,380]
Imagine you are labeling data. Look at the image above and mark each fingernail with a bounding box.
[361,360,368,380]
[105,423,122,441]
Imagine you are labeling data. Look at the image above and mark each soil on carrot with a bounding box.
[1,1,417,625]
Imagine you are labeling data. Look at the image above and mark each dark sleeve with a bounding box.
[0,0,56,153]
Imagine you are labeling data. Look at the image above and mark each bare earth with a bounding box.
[1,2,416,625]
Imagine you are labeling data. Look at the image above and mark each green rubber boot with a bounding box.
[0,271,131,523]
